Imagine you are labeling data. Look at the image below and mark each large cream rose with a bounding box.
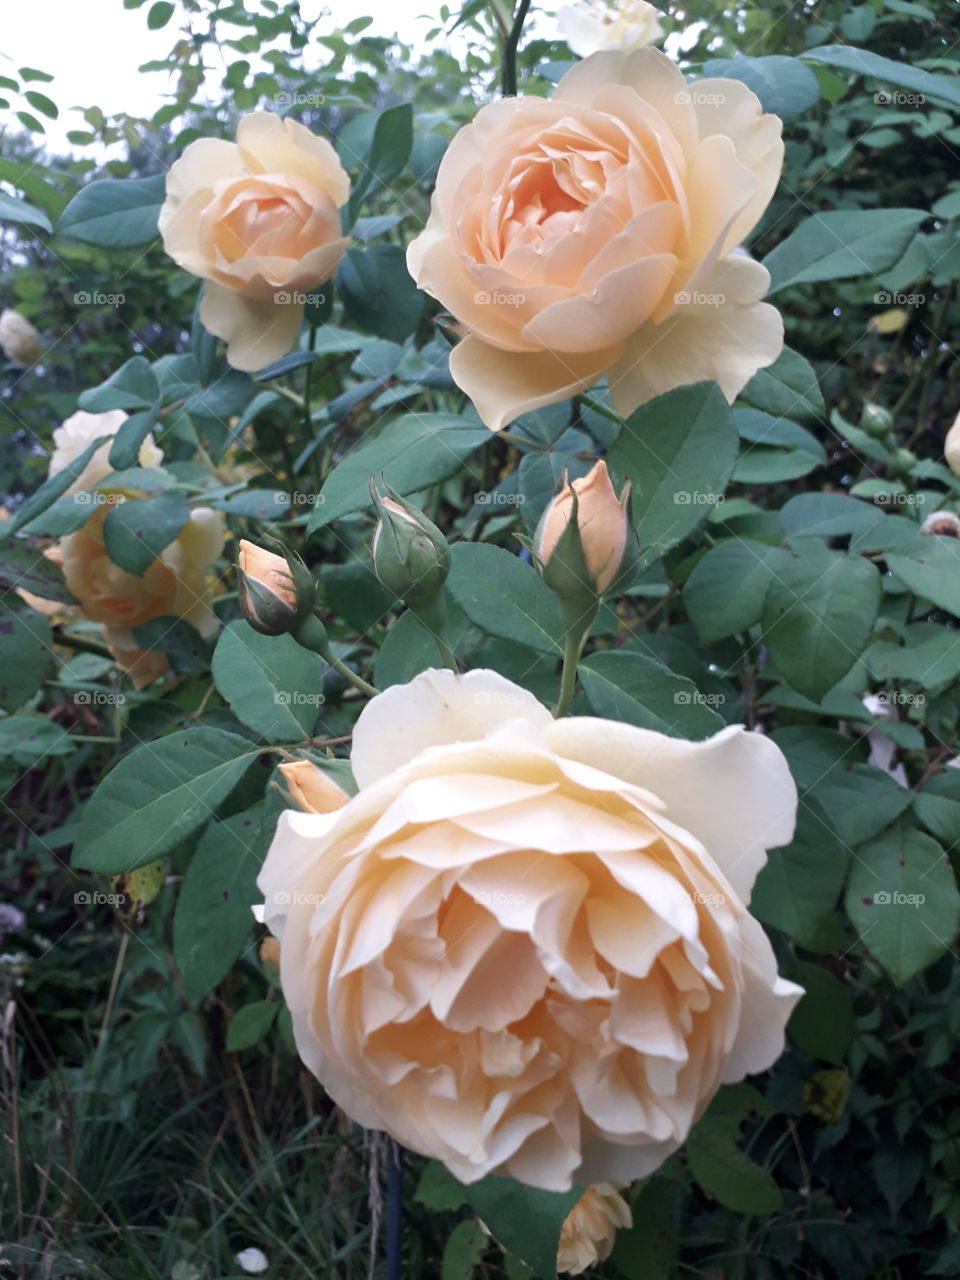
[257,668,802,1190]
[49,408,163,494]
[557,0,664,59]
[159,112,350,372]
[407,49,784,431]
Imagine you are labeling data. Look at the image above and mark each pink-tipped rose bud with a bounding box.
[237,538,314,635]
[535,460,631,598]
[279,760,350,815]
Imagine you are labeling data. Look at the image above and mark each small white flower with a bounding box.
[234,1247,269,1275]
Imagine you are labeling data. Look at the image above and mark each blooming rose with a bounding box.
[557,1182,632,1274]
[0,309,43,366]
[557,0,663,58]
[22,409,223,687]
[159,112,350,372]
[407,49,784,432]
[257,668,802,1190]
[60,502,224,687]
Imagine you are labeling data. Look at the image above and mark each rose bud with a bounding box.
[535,459,631,600]
[237,538,316,635]
[946,409,960,479]
[0,309,43,367]
[279,760,350,814]
[557,1183,632,1276]
[860,401,894,440]
[370,484,449,610]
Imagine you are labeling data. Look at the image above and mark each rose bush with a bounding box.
[258,669,801,1190]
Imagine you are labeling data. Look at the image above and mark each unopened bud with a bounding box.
[860,402,893,439]
[946,410,960,479]
[0,309,42,367]
[279,760,351,814]
[237,538,315,636]
[888,447,916,479]
[535,460,631,600]
[370,484,449,609]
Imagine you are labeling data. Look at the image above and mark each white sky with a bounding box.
[1,0,485,150]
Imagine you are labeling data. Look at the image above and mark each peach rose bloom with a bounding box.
[257,668,802,1190]
[557,1182,632,1274]
[407,49,784,431]
[159,112,350,372]
[60,502,224,687]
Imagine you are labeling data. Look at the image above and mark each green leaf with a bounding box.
[309,414,487,528]
[762,551,881,699]
[464,1177,581,1278]
[0,157,63,216]
[684,540,790,644]
[445,542,563,655]
[350,103,414,212]
[414,1161,469,1212]
[687,1120,782,1214]
[579,651,725,738]
[226,1000,277,1051]
[0,540,76,604]
[701,54,820,120]
[913,770,960,845]
[788,963,854,1065]
[0,191,52,232]
[609,1181,680,1280]
[212,621,326,742]
[1,434,110,538]
[803,44,960,110]
[73,728,259,873]
[148,0,175,27]
[131,616,213,674]
[779,491,884,542]
[58,174,165,247]
[606,382,738,563]
[0,602,53,712]
[888,539,960,616]
[441,1219,488,1280]
[108,407,160,470]
[173,810,264,1005]
[102,491,190,577]
[751,796,848,947]
[763,208,926,293]
[772,727,913,849]
[79,355,160,412]
[337,244,425,342]
[23,89,57,119]
[844,825,960,985]
[740,346,824,419]
[0,715,73,765]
